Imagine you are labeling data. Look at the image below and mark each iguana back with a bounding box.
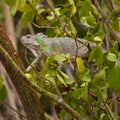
[20,33,96,58]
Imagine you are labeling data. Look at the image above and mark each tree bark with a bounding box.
[0,23,46,120]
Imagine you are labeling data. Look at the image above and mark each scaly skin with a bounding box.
[20,33,96,58]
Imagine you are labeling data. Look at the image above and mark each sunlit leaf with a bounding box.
[58,70,74,85]
[86,13,96,27]
[25,73,32,78]
[68,0,76,13]
[56,70,67,86]
[76,57,86,73]
[69,20,77,36]
[107,52,117,62]
[54,54,70,62]
[94,36,102,42]
[11,6,17,15]
[45,73,56,85]
[81,17,92,28]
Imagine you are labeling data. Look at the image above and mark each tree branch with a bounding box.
[0,23,46,120]
[0,44,85,120]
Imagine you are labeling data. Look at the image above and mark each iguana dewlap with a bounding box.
[20,33,96,58]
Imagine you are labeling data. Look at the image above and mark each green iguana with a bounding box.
[20,33,96,57]
[20,33,96,71]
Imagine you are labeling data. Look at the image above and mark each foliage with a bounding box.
[0,77,7,102]
[3,0,120,119]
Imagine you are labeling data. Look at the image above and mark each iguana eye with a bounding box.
[26,35,31,38]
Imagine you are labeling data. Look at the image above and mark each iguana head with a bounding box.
[20,33,51,57]
[20,34,42,57]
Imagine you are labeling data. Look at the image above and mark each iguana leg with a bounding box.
[26,54,46,72]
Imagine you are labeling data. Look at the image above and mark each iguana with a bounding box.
[20,33,96,71]
[20,33,97,57]
[20,33,98,119]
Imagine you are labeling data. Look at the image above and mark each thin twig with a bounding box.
[32,22,57,29]
[102,95,116,120]
[103,20,110,51]
[4,101,27,119]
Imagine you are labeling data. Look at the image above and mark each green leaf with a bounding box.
[110,9,120,21]
[79,0,92,17]
[112,18,120,31]
[93,68,106,88]
[91,4,99,16]
[0,77,7,102]
[4,0,17,7]
[69,20,77,36]
[80,82,88,101]
[95,68,106,80]
[58,70,74,85]
[81,17,91,28]
[53,54,70,62]
[45,73,56,85]
[11,6,17,16]
[4,0,18,15]
[89,45,103,65]
[94,46,103,66]
[0,85,7,102]
[18,0,26,7]
[18,2,36,12]
[94,36,102,42]
[76,57,86,73]
[25,73,32,79]
[72,88,81,100]
[56,70,67,86]
[21,12,35,25]
[107,53,117,62]
[86,13,96,27]
[108,64,120,89]
[0,77,4,89]
[72,81,89,101]
[68,0,76,14]
[68,0,75,6]
[82,71,91,82]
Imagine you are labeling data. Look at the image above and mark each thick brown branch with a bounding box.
[0,23,46,120]
[0,44,85,120]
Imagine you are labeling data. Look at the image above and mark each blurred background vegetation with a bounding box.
[1,0,120,120]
